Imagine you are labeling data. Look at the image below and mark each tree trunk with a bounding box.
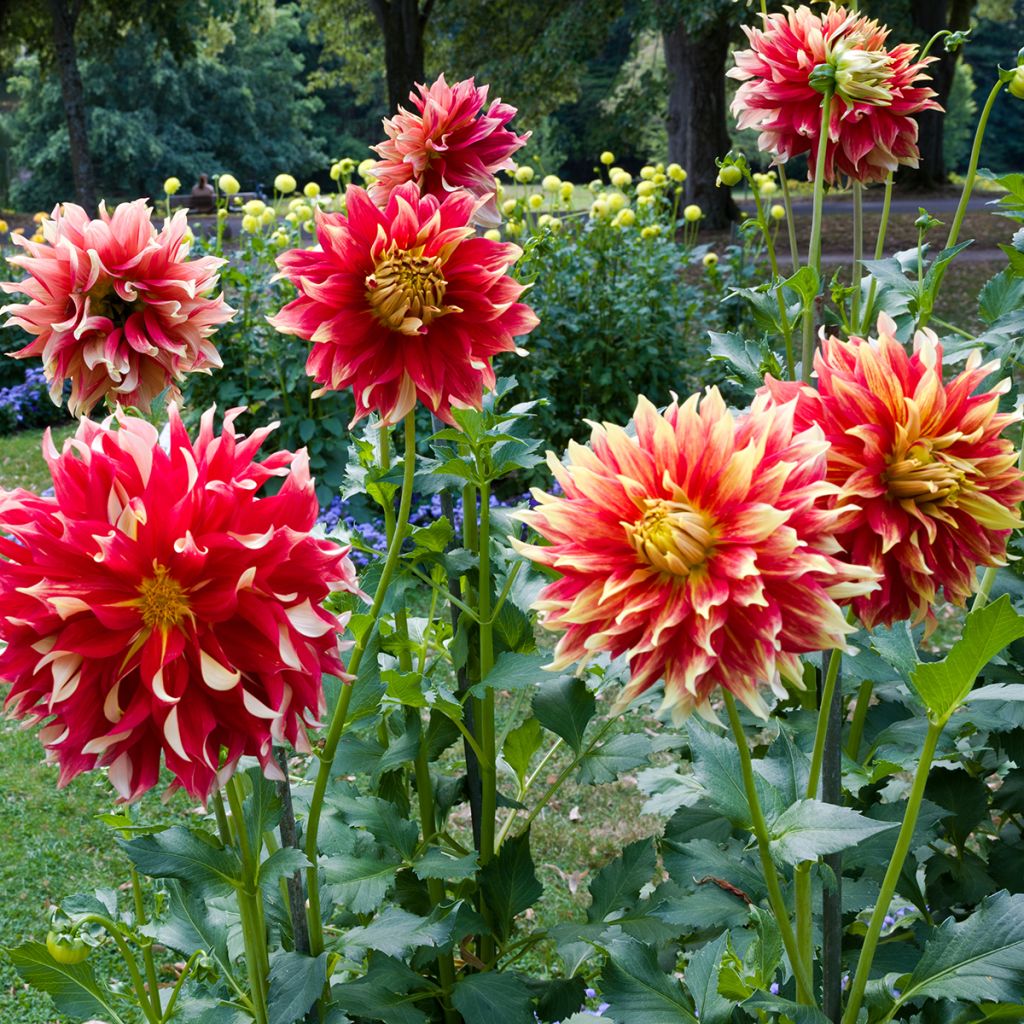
[900,0,974,189]
[369,0,429,111]
[663,12,738,229]
[48,0,96,213]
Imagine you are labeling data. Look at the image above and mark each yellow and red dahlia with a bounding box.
[270,183,538,426]
[1,200,233,417]
[762,315,1024,629]
[369,74,529,226]
[514,391,878,719]
[0,407,363,801]
[728,5,939,184]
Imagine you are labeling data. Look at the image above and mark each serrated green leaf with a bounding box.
[342,907,452,958]
[598,936,698,1023]
[6,942,124,1022]
[119,826,241,893]
[411,848,479,881]
[911,596,1024,721]
[267,950,327,1024]
[328,793,420,859]
[684,933,732,1024]
[869,620,918,681]
[899,891,1024,1006]
[743,992,830,1023]
[532,676,596,753]
[451,971,535,1023]
[768,799,896,864]
[479,829,543,941]
[588,838,657,922]
[468,651,548,698]
[258,847,310,892]
[503,716,544,790]
[330,953,431,1024]
[323,838,403,915]
[576,732,653,785]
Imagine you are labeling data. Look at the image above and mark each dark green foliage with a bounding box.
[3,6,328,210]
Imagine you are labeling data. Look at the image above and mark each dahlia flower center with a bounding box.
[625,498,715,577]
[86,279,136,324]
[137,565,190,630]
[830,41,893,106]
[884,443,963,505]
[365,248,454,335]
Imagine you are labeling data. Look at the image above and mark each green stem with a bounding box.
[79,914,158,1024]
[778,165,801,274]
[723,693,815,1005]
[226,777,270,1021]
[851,182,863,329]
[378,426,396,544]
[130,868,163,1020]
[841,719,944,1024]
[807,648,843,800]
[859,173,894,334]
[919,29,951,62]
[305,414,417,957]
[846,679,874,760]
[801,90,834,383]
[923,78,1003,326]
[477,479,498,965]
[159,951,202,1023]
[495,738,563,849]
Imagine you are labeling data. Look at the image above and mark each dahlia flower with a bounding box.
[0,407,362,801]
[270,183,538,426]
[514,391,878,719]
[762,315,1024,629]
[1,200,232,417]
[728,5,940,184]
[369,74,529,226]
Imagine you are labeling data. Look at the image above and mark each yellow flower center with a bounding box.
[884,441,963,505]
[625,498,715,576]
[86,278,136,323]
[137,565,190,630]
[365,248,454,335]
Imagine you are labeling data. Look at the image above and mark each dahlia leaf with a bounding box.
[587,838,658,923]
[451,970,535,1024]
[910,596,1024,722]
[743,993,830,1024]
[322,835,403,915]
[326,792,420,859]
[767,800,897,865]
[978,270,1024,324]
[533,976,589,1023]
[478,829,543,942]
[532,675,596,752]
[6,942,125,1022]
[869,621,919,683]
[412,848,480,881]
[329,953,431,1024]
[598,935,699,1023]
[503,716,544,791]
[684,932,733,1024]
[242,766,283,851]
[576,732,653,785]
[146,880,230,963]
[708,331,774,390]
[746,905,784,986]
[469,651,549,699]
[119,826,242,893]
[341,907,453,959]
[267,950,328,1024]
[258,847,311,895]
[897,891,1024,1006]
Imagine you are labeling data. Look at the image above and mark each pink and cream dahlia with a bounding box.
[514,391,878,719]
[762,315,1024,629]
[270,183,538,426]
[729,4,939,184]
[369,74,529,226]
[1,200,233,417]
[0,406,363,801]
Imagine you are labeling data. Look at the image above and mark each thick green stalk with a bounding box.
[226,777,269,1024]
[859,172,894,335]
[807,647,843,800]
[846,679,874,760]
[477,479,498,965]
[793,644,843,994]
[305,414,417,957]
[850,182,863,328]
[801,90,834,383]
[724,693,815,1005]
[842,719,944,1024]
[922,78,1003,326]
